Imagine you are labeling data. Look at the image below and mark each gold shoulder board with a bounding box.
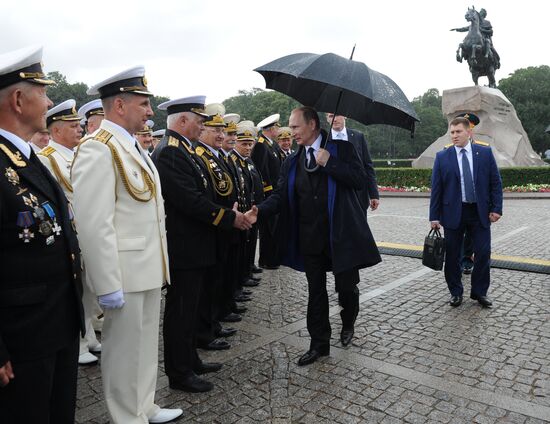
[39,146,56,157]
[95,129,113,144]
[473,140,489,146]
[444,143,453,149]
[0,143,26,167]
[257,137,265,144]
[168,136,179,147]
[195,146,205,156]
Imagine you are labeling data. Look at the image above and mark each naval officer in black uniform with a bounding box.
[0,45,84,424]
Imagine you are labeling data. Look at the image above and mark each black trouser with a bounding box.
[0,337,79,424]
[219,238,241,318]
[303,253,360,351]
[258,217,279,267]
[164,267,210,380]
[196,264,224,345]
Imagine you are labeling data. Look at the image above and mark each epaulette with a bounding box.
[95,129,113,144]
[444,143,453,149]
[195,146,206,156]
[38,146,56,157]
[0,143,26,167]
[473,140,490,147]
[257,137,265,144]
[168,136,179,147]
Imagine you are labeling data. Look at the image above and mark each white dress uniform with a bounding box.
[38,120,102,364]
[71,67,181,424]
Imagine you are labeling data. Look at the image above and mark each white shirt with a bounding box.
[305,133,323,166]
[331,127,348,141]
[0,128,32,159]
[454,141,475,202]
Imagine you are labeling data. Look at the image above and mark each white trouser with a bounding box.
[79,276,101,354]
[102,288,161,424]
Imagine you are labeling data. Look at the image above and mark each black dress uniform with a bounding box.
[251,134,282,268]
[0,136,84,423]
[194,142,237,346]
[151,129,236,388]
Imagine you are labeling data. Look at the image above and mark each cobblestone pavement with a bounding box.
[76,198,550,423]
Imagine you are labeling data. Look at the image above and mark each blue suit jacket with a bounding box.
[429,142,503,229]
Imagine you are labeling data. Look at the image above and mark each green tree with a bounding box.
[223,88,300,126]
[45,71,169,130]
[498,66,550,154]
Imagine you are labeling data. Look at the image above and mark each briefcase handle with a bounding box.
[427,228,443,239]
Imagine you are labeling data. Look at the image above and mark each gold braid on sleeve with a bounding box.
[47,155,73,193]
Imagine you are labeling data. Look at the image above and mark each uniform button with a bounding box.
[71,254,75,260]
[73,273,77,279]
[314,196,318,200]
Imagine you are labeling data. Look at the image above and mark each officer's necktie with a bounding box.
[461,148,476,202]
[306,147,316,169]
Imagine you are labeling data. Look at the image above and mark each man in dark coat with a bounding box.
[0,45,84,423]
[326,113,379,213]
[246,107,381,366]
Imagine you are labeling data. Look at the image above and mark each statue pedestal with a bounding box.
[412,86,546,168]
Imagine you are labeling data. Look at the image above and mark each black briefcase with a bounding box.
[422,229,446,271]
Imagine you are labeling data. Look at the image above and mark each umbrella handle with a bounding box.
[306,44,355,173]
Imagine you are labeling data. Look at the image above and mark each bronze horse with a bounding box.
[454,7,498,88]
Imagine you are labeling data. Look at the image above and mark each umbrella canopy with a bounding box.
[254,52,419,134]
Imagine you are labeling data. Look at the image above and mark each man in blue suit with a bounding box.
[429,116,503,307]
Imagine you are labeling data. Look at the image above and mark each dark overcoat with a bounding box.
[258,131,381,274]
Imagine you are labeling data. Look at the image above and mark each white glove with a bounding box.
[98,289,125,309]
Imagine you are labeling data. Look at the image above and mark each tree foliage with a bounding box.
[45,71,169,129]
[498,65,550,154]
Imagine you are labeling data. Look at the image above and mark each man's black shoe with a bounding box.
[252,265,263,274]
[241,290,252,296]
[297,348,329,366]
[234,294,252,302]
[198,339,230,351]
[463,266,473,275]
[262,265,279,270]
[232,305,247,314]
[470,294,493,307]
[340,328,354,346]
[216,327,237,338]
[220,313,242,323]
[242,279,259,287]
[169,373,213,393]
[449,295,463,307]
[250,276,262,282]
[194,362,222,375]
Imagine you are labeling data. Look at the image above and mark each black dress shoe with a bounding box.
[252,265,263,274]
[262,265,279,270]
[216,327,237,338]
[220,312,242,323]
[241,290,252,296]
[232,305,247,314]
[198,339,231,351]
[194,362,223,375]
[297,348,329,366]
[250,276,262,282]
[471,294,493,307]
[169,373,213,393]
[463,266,473,275]
[449,295,463,307]
[340,328,354,346]
[234,294,252,302]
[242,279,259,287]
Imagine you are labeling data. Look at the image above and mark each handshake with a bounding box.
[232,202,259,230]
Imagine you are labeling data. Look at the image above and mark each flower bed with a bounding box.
[378,184,550,193]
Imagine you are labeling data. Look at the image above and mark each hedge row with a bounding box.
[372,159,413,168]
[375,167,550,188]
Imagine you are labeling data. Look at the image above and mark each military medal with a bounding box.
[5,167,20,185]
[42,202,62,236]
[16,211,35,243]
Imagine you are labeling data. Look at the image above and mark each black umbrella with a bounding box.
[254,51,419,135]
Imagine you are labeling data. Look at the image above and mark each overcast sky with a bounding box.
[2,0,549,105]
